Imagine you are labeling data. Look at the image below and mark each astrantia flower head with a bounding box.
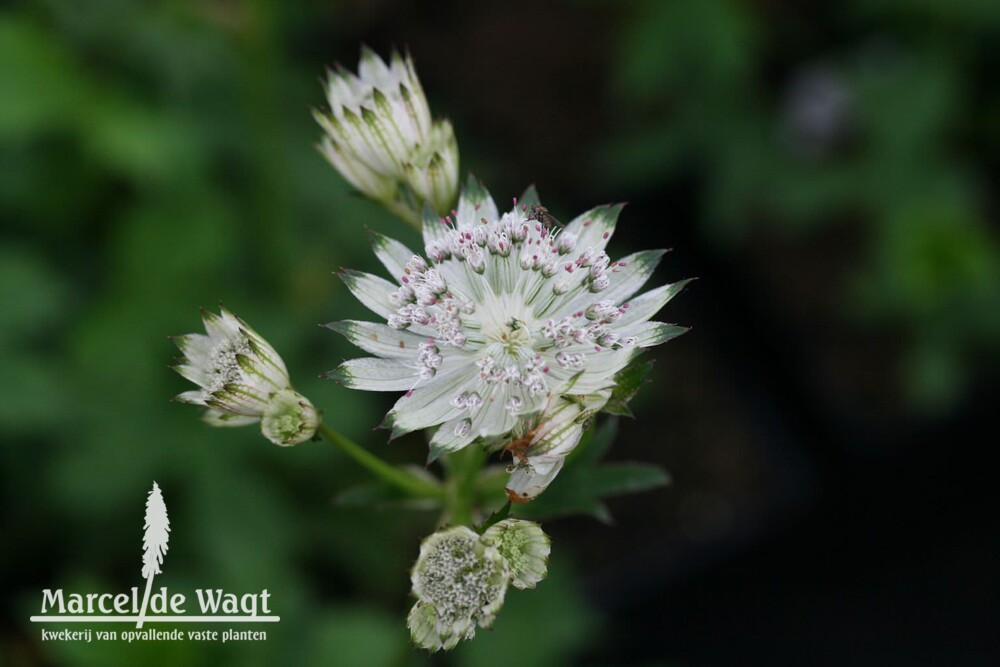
[408,526,509,651]
[327,178,688,470]
[481,519,550,589]
[172,307,318,446]
[314,46,458,213]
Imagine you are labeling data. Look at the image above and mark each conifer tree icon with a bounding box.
[137,481,170,628]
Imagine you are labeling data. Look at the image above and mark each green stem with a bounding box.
[476,501,511,534]
[318,422,443,499]
[444,446,486,527]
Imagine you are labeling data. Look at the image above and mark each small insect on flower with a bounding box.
[327,177,690,492]
[502,423,544,464]
[171,307,319,446]
[527,203,563,230]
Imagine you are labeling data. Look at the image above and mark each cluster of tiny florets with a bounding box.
[369,199,638,422]
[387,254,473,348]
[416,533,503,626]
[482,519,551,590]
[408,527,509,651]
[408,521,550,651]
[204,337,252,394]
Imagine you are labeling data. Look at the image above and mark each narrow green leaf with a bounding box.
[334,480,443,511]
[604,357,655,417]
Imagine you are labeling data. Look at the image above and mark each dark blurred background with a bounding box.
[2,1,998,665]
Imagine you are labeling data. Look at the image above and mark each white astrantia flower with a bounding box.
[314,46,459,213]
[408,526,509,651]
[172,307,319,446]
[327,178,689,468]
[481,519,550,589]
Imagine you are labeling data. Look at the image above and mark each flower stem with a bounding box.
[443,446,487,527]
[317,422,443,499]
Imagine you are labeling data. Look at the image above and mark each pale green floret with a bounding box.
[409,526,509,651]
[260,389,319,446]
[481,519,550,589]
[406,601,441,651]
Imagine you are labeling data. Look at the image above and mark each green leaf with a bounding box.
[475,501,511,534]
[334,480,443,512]
[603,357,655,417]
[513,415,670,523]
[587,462,672,497]
[569,417,618,465]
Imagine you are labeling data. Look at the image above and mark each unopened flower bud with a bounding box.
[260,389,319,446]
[315,47,459,214]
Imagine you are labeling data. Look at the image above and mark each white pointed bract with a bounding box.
[481,519,550,589]
[328,179,689,495]
[172,307,319,446]
[314,47,459,214]
[505,390,610,502]
[407,526,509,651]
[137,482,170,629]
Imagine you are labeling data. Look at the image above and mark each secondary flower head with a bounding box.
[408,526,509,651]
[327,178,688,466]
[314,46,458,213]
[481,519,550,589]
[172,307,318,446]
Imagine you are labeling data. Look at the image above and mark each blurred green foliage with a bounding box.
[603,0,1000,410]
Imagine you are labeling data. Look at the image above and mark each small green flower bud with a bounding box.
[260,389,319,446]
[481,519,551,590]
